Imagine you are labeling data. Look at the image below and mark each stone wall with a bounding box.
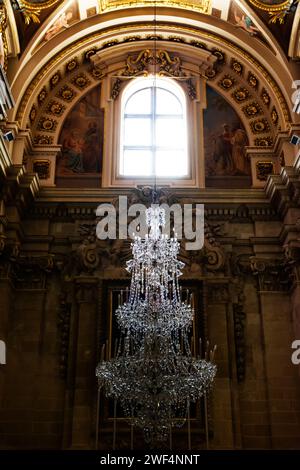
[1,173,300,449]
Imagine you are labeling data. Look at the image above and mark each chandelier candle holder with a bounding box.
[96,206,217,449]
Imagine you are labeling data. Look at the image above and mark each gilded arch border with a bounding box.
[15,26,289,149]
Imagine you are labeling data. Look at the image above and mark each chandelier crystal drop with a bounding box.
[96,205,216,444]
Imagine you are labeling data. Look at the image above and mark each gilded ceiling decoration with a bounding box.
[98,0,211,13]
[12,0,61,24]
[26,37,280,150]
[121,49,185,78]
[9,1,293,153]
[242,102,263,118]
[248,0,298,23]
[8,0,299,64]
[0,4,8,70]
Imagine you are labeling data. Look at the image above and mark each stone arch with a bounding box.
[10,8,295,129]
[6,7,298,189]
[16,33,287,148]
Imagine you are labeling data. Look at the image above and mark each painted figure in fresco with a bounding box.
[44,11,73,41]
[213,124,235,174]
[232,128,250,175]
[67,100,88,129]
[57,87,103,178]
[211,124,249,176]
[83,121,101,172]
[204,85,250,182]
[62,129,84,173]
[234,10,260,35]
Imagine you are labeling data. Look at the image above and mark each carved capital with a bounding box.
[250,256,292,292]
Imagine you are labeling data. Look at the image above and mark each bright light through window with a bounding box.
[120,77,188,178]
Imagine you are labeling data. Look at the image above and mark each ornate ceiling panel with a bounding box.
[7,0,299,55]
[17,26,287,152]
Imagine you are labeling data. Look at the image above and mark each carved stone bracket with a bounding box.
[266,165,300,218]
[121,49,185,78]
[109,49,197,100]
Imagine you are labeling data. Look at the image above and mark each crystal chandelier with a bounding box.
[96,205,216,445]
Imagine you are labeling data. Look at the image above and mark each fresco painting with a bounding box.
[56,86,103,178]
[204,86,250,183]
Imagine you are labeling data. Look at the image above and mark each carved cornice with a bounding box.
[0,134,12,178]
[266,165,300,218]
[98,0,212,14]
[0,159,40,252]
[35,186,269,204]
[2,164,40,212]
[13,19,291,138]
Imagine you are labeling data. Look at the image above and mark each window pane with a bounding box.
[155,118,185,148]
[122,150,152,176]
[155,150,188,177]
[120,78,189,179]
[124,118,152,146]
[156,88,182,115]
[125,88,151,114]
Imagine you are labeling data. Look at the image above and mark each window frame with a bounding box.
[101,74,205,188]
[119,77,189,179]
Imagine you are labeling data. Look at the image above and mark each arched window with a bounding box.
[120,77,188,178]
